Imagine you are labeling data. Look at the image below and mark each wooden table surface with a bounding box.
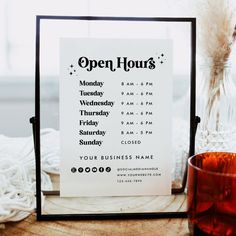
[1,214,190,236]
[1,174,190,235]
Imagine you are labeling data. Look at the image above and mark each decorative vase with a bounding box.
[196,61,236,152]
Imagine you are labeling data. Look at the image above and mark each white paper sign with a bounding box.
[60,38,173,197]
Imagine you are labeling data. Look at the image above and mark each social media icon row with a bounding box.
[71,167,111,173]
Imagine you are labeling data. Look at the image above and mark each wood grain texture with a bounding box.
[44,174,187,215]
[43,194,186,215]
[1,175,189,235]
[1,213,190,236]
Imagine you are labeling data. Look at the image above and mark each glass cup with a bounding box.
[187,152,236,236]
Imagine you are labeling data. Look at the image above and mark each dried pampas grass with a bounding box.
[198,0,236,65]
[197,0,236,129]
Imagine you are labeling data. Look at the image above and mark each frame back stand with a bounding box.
[30,115,200,219]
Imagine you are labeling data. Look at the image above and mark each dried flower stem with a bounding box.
[198,0,236,129]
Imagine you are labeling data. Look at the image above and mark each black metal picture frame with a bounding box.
[30,15,198,220]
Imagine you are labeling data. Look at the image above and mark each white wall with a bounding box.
[1,0,236,137]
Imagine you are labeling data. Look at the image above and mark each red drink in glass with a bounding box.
[187,152,236,236]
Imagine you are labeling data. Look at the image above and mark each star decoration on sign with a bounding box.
[156,53,166,65]
[67,64,79,77]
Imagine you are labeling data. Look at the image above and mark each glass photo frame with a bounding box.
[30,16,197,220]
